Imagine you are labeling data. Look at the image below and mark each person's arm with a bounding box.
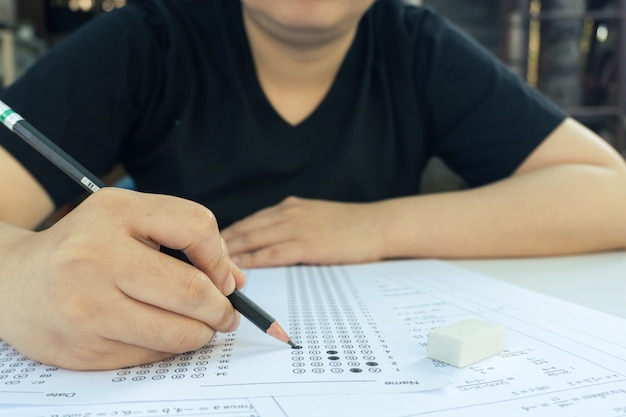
[0,149,244,370]
[375,117,626,258]
[222,117,626,267]
[0,147,54,228]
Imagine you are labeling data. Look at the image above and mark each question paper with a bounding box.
[1,260,625,416]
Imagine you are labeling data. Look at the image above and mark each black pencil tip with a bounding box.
[288,340,302,349]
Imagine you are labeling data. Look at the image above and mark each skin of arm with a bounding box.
[222,117,626,267]
[0,148,245,370]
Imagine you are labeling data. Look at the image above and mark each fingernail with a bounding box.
[223,272,236,295]
[227,311,241,333]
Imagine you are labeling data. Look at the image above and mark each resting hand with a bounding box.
[0,188,245,370]
[221,196,386,268]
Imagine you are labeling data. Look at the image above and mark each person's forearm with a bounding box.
[0,147,56,230]
[377,163,626,259]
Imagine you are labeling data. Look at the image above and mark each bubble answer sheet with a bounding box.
[1,259,626,417]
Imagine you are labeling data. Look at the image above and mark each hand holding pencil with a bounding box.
[0,100,296,370]
[0,187,244,370]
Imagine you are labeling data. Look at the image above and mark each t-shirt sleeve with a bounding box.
[417,9,567,188]
[0,6,159,207]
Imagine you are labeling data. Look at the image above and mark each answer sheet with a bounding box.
[1,260,626,416]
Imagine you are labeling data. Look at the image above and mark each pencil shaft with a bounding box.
[227,289,275,332]
[0,100,104,193]
[13,121,105,193]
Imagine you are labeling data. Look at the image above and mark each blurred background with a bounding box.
[0,0,625,193]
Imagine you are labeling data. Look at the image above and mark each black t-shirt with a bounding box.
[0,0,566,228]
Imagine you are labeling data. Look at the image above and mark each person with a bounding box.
[1,0,625,371]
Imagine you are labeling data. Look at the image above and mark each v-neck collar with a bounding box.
[226,1,366,137]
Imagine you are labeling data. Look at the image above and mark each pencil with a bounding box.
[0,100,299,349]
[227,290,300,348]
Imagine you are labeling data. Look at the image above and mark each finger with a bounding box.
[221,203,284,240]
[84,344,174,371]
[100,294,239,353]
[100,189,236,294]
[232,241,309,268]
[32,292,236,371]
[229,252,247,289]
[224,222,295,257]
[113,242,239,330]
[45,340,177,371]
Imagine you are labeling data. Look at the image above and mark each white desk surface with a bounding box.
[450,250,626,319]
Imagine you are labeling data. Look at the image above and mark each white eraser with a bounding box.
[426,319,506,368]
